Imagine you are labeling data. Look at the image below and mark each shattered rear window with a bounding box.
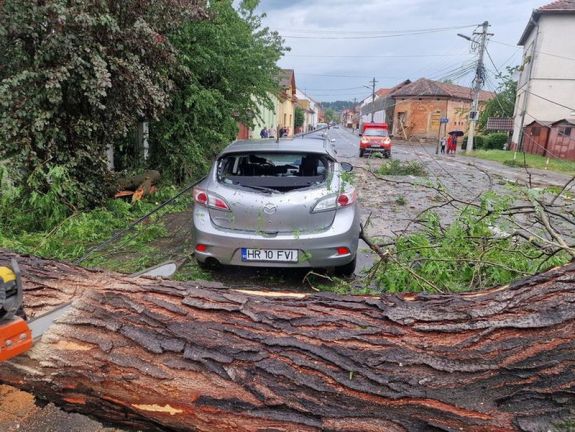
[217,152,331,192]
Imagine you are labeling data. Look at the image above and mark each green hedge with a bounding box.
[486,133,508,150]
[461,133,508,150]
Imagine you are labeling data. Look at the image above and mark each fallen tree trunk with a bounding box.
[1,250,574,432]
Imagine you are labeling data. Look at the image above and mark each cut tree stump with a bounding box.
[0,250,574,432]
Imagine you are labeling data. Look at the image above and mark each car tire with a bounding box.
[359,150,364,158]
[335,256,356,277]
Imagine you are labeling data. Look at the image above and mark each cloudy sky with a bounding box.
[256,0,544,102]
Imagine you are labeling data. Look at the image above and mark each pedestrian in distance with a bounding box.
[260,127,268,139]
[440,136,446,154]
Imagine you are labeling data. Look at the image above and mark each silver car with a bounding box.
[192,136,360,275]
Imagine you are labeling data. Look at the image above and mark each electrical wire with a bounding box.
[273,24,479,35]
[75,177,206,265]
[285,53,468,59]
[281,25,480,40]
[491,39,575,63]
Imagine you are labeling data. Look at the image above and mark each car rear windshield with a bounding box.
[217,152,331,192]
[364,129,389,137]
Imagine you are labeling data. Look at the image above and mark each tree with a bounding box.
[0,1,205,213]
[294,106,305,129]
[478,66,518,131]
[324,108,337,123]
[149,0,285,182]
[1,250,575,431]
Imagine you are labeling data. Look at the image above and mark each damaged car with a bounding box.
[192,138,360,275]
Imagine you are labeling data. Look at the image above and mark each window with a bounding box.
[559,127,572,137]
[217,152,331,192]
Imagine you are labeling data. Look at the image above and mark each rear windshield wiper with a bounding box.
[235,183,276,193]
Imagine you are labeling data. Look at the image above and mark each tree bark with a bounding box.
[1,250,574,432]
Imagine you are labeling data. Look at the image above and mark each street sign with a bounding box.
[440,117,449,124]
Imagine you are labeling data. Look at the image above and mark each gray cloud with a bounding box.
[258,0,542,101]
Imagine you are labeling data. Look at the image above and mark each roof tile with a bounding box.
[538,0,575,11]
[391,78,495,102]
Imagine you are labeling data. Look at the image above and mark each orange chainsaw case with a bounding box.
[0,317,33,361]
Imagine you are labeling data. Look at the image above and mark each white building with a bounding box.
[512,0,575,148]
[295,89,319,131]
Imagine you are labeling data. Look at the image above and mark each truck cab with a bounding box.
[359,122,391,158]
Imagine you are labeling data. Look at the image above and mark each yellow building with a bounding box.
[277,69,296,137]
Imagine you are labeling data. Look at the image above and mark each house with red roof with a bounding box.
[512,0,575,160]
[389,78,494,141]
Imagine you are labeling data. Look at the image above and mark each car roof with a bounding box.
[219,136,337,158]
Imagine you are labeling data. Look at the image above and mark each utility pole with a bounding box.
[370,77,376,122]
[363,78,378,123]
[458,21,492,153]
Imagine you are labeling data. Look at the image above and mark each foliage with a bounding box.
[320,101,355,112]
[486,132,508,149]
[503,159,529,168]
[395,195,407,206]
[466,150,575,175]
[0,0,204,209]
[0,185,192,272]
[376,194,570,293]
[149,0,285,182]
[294,106,305,129]
[324,108,338,123]
[378,160,427,176]
[470,133,508,150]
[478,66,518,131]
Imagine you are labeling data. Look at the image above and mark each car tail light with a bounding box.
[195,244,207,252]
[312,190,356,213]
[337,247,350,255]
[337,191,356,208]
[193,188,230,212]
[194,189,208,205]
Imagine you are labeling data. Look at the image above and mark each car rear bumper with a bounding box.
[192,205,360,268]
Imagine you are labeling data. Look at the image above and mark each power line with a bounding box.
[491,39,575,63]
[524,90,575,112]
[285,53,468,59]
[274,24,479,35]
[282,25,480,40]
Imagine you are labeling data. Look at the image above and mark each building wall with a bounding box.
[250,94,280,139]
[523,123,550,156]
[512,15,575,147]
[277,95,295,137]
[392,98,449,139]
[548,122,575,160]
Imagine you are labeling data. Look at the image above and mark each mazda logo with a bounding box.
[263,203,277,215]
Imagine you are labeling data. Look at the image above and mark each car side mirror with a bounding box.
[340,162,353,172]
[389,134,394,138]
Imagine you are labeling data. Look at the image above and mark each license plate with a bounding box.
[241,248,298,262]
[370,145,382,148]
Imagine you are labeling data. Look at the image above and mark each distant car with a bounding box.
[359,122,392,158]
[316,122,328,130]
[192,138,360,275]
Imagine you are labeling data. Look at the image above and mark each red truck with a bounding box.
[359,122,391,158]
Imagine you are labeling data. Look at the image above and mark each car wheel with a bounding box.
[359,150,364,157]
[335,257,356,277]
